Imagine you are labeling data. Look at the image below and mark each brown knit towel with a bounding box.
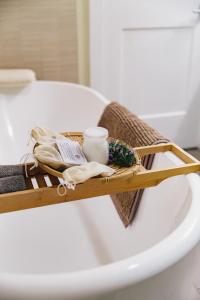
[98,102,169,227]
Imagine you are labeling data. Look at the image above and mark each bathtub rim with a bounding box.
[0,165,200,297]
[1,81,200,297]
[0,80,110,106]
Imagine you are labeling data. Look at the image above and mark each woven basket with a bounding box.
[37,132,141,181]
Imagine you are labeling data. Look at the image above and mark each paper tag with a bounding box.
[56,138,87,165]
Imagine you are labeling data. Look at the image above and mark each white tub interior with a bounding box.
[0,81,192,274]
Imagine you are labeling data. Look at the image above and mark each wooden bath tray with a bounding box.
[0,141,199,214]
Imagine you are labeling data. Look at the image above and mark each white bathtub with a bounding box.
[0,81,200,300]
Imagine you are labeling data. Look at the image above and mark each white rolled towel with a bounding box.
[0,69,36,87]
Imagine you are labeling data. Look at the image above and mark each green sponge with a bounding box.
[109,140,136,167]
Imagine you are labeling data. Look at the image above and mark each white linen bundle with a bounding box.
[63,162,115,189]
[32,127,70,169]
[33,144,68,170]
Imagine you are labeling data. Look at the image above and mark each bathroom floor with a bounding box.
[186,148,200,174]
[186,148,200,160]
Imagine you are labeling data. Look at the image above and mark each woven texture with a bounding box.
[0,175,27,194]
[0,165,24,178]
[38,132,141,179]
[98,102,169,227]
[0,0,78,82]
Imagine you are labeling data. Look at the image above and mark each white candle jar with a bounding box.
[82,127,109,165]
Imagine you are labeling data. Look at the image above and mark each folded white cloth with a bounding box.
[0,69,36,87]
[63,162,115,188]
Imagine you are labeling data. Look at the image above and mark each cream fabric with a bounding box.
[31,127,55,142]
[63,162,115,187]
[0,69,35,87]
[32,127,78,169]
[31,127,65,144]
[31,127,66,149]
[34,144,65,169]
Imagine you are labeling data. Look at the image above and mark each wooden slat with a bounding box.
[48,175,60,186]
[35,175,47,188]
[135,143,172,158]
[171,144,200,164]
[0,161,200,214]
[25,177,34,190]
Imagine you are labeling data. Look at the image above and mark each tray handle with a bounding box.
[133,143,200,186]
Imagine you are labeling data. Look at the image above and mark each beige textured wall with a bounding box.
[76,0,89,85]
[0,0,78,82]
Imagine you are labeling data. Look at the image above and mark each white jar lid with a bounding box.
[84,127,108,139]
